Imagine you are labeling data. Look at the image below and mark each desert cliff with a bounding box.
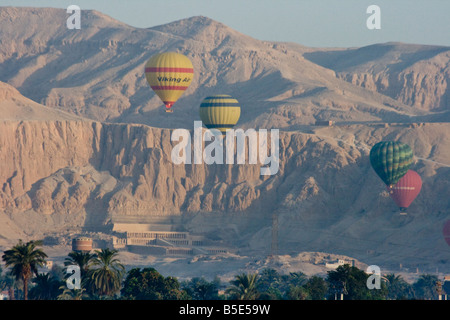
[0,7,449,273]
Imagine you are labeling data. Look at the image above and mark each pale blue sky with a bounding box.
[1,0,449,47]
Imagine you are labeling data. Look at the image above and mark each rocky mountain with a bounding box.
[0,7,449,272]
[1,81,449,270]
[0,7,443,130]
[0,81,82,121]
[304,42,450,112]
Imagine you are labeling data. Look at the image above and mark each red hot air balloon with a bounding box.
[442,220,450,247]
[388,170,422,214]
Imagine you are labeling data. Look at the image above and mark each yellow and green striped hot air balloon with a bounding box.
[199,94,241,134]
[145,52,194,112]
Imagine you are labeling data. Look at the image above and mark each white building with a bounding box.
[325,259,354,269]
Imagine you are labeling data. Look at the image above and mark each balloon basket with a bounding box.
[165,109,173,113]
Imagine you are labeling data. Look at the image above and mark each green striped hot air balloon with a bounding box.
[369,141,414,188]
[199,94,241,134]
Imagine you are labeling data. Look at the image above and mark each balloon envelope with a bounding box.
[388,170,422,211]
[370,141,413,187]
[199,94,241,134]
[145,52,194,111]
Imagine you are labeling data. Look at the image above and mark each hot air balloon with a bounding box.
[199,94,241,134]
[442,220,450,247]
[144,52,194,112]
[370,141,414,188]
[388,169,422,214]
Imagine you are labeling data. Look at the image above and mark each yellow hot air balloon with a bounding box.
[199,94,241,134]
[145,52,194,112]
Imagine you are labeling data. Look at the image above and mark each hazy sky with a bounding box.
[1,0,449,47]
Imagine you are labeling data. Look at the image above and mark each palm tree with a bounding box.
[1,240,47,300]
[413,274,439,300]
[86,248,125,298]
[286,285,309,300]
[5,276,16,300]
[226,273,260,300]
[64,251,95,279]
[287,272,308,287]
[29,273,62,300]
[385,273,414,300]
[57,286,88,300]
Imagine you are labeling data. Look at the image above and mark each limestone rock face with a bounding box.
[304,43,450,112]
[1,116,449,254]
[0,8,449,268]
